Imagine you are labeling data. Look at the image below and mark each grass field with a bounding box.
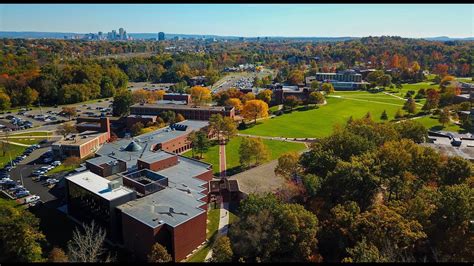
[240,91,408,138]
[415,116,463,133]
[183,137,306,176]
[47,164,77,176]
[186,208,221,262]
[10,131,52,137]
[6,138,44,145]
[0,144,28,168]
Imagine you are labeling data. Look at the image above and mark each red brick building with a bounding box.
[130,103,235,121]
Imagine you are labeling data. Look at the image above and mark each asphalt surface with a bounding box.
[9,143,63,203]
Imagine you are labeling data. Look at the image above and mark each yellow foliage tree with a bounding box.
[147,90,165,103]
[242,99,269,124]
[225,98,243,112]
[190,86,212,106]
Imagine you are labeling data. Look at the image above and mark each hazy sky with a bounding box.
[1,4,473,37]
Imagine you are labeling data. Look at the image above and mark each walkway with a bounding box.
[382,91,423,106]
[219,142,226,178]
[204,202,230,262]
[0,140,30,147]
[237,133,317,143]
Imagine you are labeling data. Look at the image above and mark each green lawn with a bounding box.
[183,137,306,176]
[0,144,28,168]
[240,91,407,138]
[47,164,77,176]
[186,208,221,262]
[6,138,45,145]
[10,131,52,137]
[415,116,463,133]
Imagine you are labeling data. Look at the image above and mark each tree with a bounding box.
[239,137,270,167]
[148,243,172,263]
[394,120,427,143]
[57,122,77,137]
[193,131,210,158]
[242,99,269,124]
[274,151,300,180]
[113,89,133,117]
[242,92,256,103]
[380,110,388,120]
[67,221,108,263]
[376,74,392,88]
[22,87,39,106]
[175,113,185,122]
[310,81,320,91]
[440,156,473,186]
[221,116,237,143]
[308,91,325,105]
[395,109,403,119]
[256,89,273,104]
[461,116,473,132]
[160,110,176,124]
[130,122,144,136]
[344,238,386,263]
[302,174,322,197]
[404,98,417,114]
[62,106,77,120]
[0,198,45,262]
[0,91,11,110]
[423,89,440,111]
[209,114,224,142]
[225,98,243,113]
[190,85,212,106]
[48,247,68,262]
[132,89,150,104]
[438,108,450,127]
[322,83,335,94]
[284,95,299,111]
[287,70,304,85]
[211,236,233,262]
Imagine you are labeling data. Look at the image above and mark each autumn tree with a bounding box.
[239,137,270,167]
[308,91,325,105]
[0,91,11,110]
[48,247,68,262]
[284,95,299,111]
[57,122,77,137]
[132,88,150,104]
[322,83,335,94]
[62,106,77,120]
[211,236,233,262]
[242,92,256,103]
[190,85,212,106]
[287,70,304,85]
[310,81,321,91]
[423,89,440,111]
[275,151,301,180]
[222,116,237,143]
[130,122,144,136]
[0,198,45,262]
[256,89,273,104]
[175,113,185,122]
[438,108,450,127]
[225,98,243,113]
[242,99,269,124]
[148,243,172,263]
[403,98,417,114]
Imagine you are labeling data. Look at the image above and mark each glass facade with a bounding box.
[67,181,111,234]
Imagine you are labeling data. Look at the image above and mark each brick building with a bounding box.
[64,121,213,262]
[163,93,192,104]
[130,103,235,121]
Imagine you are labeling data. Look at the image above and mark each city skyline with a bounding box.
[0,4,473,38]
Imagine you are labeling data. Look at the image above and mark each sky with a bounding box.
[0,4,473,38]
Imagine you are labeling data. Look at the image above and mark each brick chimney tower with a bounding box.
[100,117,111,140]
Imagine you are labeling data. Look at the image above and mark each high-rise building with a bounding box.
[158,32,165,41]
[112,30,117,40]
[119,28,125,40]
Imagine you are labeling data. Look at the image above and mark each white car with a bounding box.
[24,195,40,204]
[51,161,62,166]
[46,178,59,185]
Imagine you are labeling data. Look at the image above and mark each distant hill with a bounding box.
[0,31,471,42]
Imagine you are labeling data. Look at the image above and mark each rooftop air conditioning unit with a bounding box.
[108,180,121,190]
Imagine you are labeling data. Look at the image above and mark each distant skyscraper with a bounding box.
[111,30,117,40]
[119,28,124,40]
[158,32,165,41]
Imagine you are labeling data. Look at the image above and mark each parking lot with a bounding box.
[1,143,65,204]
[0,99,114,134]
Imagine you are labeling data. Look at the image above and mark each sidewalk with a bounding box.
[204,202,230,261]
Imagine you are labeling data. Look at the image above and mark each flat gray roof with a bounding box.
[131,103,228,111]
[117,187,205,228]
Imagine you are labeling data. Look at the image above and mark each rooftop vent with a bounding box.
[123,140,143,152]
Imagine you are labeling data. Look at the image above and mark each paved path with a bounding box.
[219,143,226,178]
[382,91,423,106]
[237,133,316,143]
[205,202,230,262]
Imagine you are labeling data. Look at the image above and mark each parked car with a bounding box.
[15,190,30,198]
[24,195,40,204]
[43,157,53,163]
[51,161,62,166]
